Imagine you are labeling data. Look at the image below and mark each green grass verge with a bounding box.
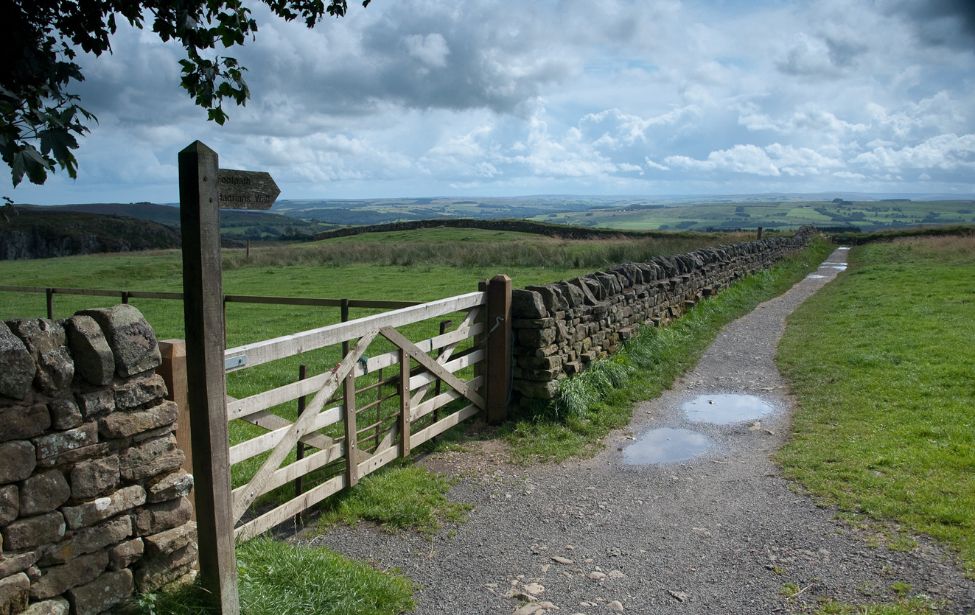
[814,597,939,615]
[318,466,470,535]
[776,236,975,577]
[503,237,834,461]
[129,539,414,615]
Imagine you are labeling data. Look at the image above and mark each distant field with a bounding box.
[536,199,975,232]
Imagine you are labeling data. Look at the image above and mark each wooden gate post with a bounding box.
[158,340,195,520]
[178,141,240,614]
[485,274,512,424]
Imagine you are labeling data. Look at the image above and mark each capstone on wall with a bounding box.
[510,231,812,404]
[0,305,195,615]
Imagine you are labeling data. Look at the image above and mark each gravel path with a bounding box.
[303,248,975,614]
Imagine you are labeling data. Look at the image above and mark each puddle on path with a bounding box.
[806,274,828,279]
[837,246,851,250]
[682,394,775,425]
[821,262,848,271]
[623,428,713,465]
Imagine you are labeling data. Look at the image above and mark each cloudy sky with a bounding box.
[7,0,975,204]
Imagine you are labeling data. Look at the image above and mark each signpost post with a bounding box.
[178,141,279,614]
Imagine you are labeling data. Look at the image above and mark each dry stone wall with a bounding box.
[510,231,812,404]
[0,305,195,615]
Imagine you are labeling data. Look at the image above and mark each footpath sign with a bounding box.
[217,169,280,210]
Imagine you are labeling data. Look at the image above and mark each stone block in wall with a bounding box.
[564,361,582,375]
[133,497,192,536]
[145,471,193,504]
[569,277,599,305]
[7,320,74,396]
[66,568,133,615]
[75,389,114,420]
[114,374,168,411]
[78,305,160,378]
[0,323,35,400]
[21,598,69,615]
[119,434,184,482]
[525,285,567,312]
[594,273,622,295]
[0,572,29,614]
[61,485,145,530]
[37,443,112,471]
[69,456,120,501]
[517,327,556,347]
[99,400,178,439]
[2,512,65,551]
[0,485,18,526]
[48,400,82,431]
[135,539,197,593]
[511,289,548,319]
[42,516,131,565]
[108,538,143,571]
[29,550,108,600]
[19,470,70,516]
[516,355,562,371]
[33,423,97,463]
[64,315,114,387]
[0,441,36,485]
[0,550,38,579]
[0,403,50,443]
[513,379,559,400]
[143,522,196,558]
[555,282,584,308]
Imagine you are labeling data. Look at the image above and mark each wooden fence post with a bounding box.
[45,288,54,319]
[158,340,195,521]
[178,140,240,615]
[485,274,512,424]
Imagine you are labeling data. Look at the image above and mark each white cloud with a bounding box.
[405,33,450,68]
[852,133,975,172]
[665,145,781,176]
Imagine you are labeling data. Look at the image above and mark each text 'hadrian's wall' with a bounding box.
[510,231,812,403]
[0,305,195,615]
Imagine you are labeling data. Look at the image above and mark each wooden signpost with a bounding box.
[179,141,279,614]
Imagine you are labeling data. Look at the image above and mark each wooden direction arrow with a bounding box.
[217,169,280,210]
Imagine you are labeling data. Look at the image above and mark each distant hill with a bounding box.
[0,207,181,260]
[32,202,335,241]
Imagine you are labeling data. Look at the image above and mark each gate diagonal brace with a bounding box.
[231,330,378,523]
[379,327,485,410]
[409,306,480,409]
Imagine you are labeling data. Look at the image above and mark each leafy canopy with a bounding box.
[0,0,369,187]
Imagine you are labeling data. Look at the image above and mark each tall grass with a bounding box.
[222,234,733,271]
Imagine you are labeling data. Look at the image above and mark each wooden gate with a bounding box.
[221,279,510,540]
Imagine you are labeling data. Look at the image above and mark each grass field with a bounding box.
[777,236,975,578]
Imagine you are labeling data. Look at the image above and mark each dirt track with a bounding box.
[304,248,975,614]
